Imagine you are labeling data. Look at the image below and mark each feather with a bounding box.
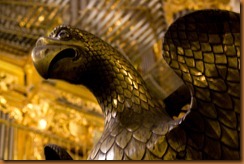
[31,9,240,160]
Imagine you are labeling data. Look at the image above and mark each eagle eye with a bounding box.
[57,29,71,40]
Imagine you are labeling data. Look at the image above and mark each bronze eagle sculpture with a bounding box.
[31,9,240,160]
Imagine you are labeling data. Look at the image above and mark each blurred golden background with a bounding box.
[0,0,240,160]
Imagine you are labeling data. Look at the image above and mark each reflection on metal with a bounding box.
[31,10,240,160]
[72,0,179,100]
[73,0,167,63]
[0,0,241,160]
[0,1,104,159]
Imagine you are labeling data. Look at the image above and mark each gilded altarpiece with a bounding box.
[0,0,240,160]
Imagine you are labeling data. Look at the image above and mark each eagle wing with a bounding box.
[161,9,240,159]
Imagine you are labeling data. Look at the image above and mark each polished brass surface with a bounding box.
[0,0,104,160]
[163,9,240,159]
[0,0,240,160]
[31,9,240,160]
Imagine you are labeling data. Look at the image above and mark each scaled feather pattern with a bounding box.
[31,9,240,160]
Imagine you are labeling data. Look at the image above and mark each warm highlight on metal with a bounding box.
[31,9,240,160]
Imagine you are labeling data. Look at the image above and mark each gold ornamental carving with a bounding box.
[164,0,232,24]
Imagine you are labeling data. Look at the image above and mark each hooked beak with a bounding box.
[31,37,77,79]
